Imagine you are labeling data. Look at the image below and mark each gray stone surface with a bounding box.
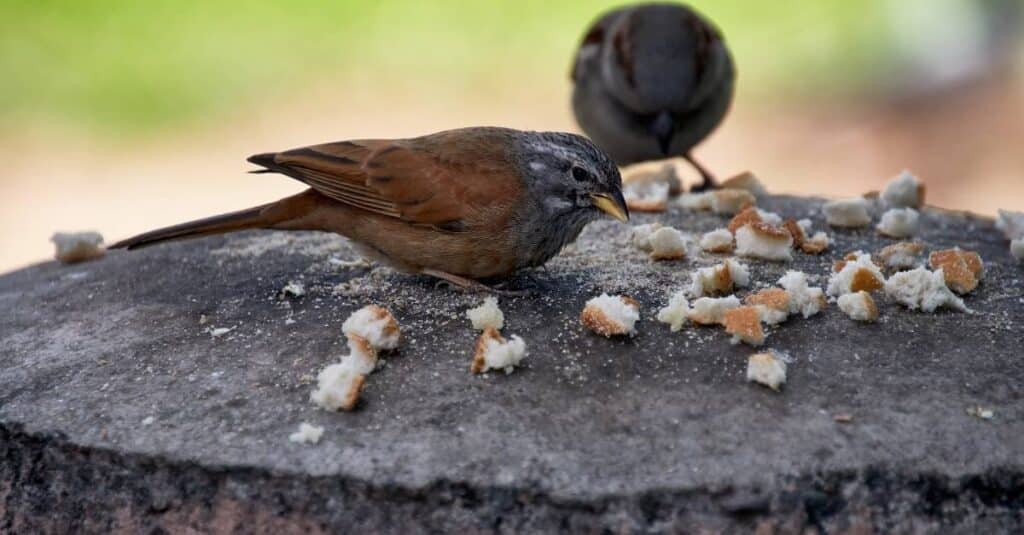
[1,194,1022,533]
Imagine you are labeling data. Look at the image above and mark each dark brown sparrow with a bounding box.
[570,3,735,191]
[109,127,629,292]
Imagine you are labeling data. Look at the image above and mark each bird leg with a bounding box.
[683,153,718,192]
[420,269,528,297]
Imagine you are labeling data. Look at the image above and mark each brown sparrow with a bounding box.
[110,127,629,291]
[570,3,735,190]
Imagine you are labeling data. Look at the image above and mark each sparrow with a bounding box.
[570,2,735,191]
[109,127,629,292]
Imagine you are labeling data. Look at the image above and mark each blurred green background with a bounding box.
[1,0,1022,271]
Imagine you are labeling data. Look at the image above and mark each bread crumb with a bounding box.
[581,294,640,336]
[467,296,504,331]
[687,295,741,326]
[782,219,806,247]
[747,352,786,391]
[877,208,920,238]
[679,189,756,215]
[471,327,527,374]
[823,198,872,228]
[289,422,325,444]
[342,335,378,375]
[700,228,734,253]
[837,291,879,322]
[310,363,365,411]
[778,271,826,318]
[623,181,669,213]
[631,223,663,251]
[744,289,791,325]
[723,306,765,346]
[884,267,967,313]
[735,223,793,261]
[881,170,925,208]
[876,241,925,271]
[721,171,768,196]
[966,406,994,420]
[208,326,233,338]
[756,209,783,226]
[648,227,687,260]
[996,209,1024,240]
[929,248,984,295]
[802,231,831,254]
[833,413,854,423]
[142,416,155,426]
[784,219,829,254]
[688,259,750,297]
[279,281,305,298]
[656,291,690,332]
[828,252,885,296]
[342,305,400,350]
[624,163,683,196]
[51,232,105,264]
[728,206,762,234]
[1012,239,1024,262]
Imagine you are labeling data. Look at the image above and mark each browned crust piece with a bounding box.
[850,267,885,293]
[801,238,829,255]
[876,241,925,265]
[723,306,765,345]
[861,292,880,321]
[929,249,982,294]
[728,206,762,235]
[338,374,366,412]
[471,327,504,373]
[782,219,806,248]
[364,305,401,346]
[580,297,637,337]
[744,289,791,312]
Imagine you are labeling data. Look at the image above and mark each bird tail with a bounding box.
[108,202,279,250]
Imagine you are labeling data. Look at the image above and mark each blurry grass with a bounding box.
[0,0,894,138]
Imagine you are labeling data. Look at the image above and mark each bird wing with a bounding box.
[248,129,519,229]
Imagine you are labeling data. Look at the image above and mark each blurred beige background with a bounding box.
[2,0,1022,273]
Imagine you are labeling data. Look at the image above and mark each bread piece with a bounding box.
[996,209,1024,240]
[623,163,683,196]
[648,227,687,260]
[687,295,741,326]
[877,208,920,238]
[656,291,691,332]
[723,306,765,346]
[728,206,762,234]
[802,232,831,254]
[709,189,757,215]
[342,305,401,350]
[747,352,787,391]
[744,288,791,325]
[777,271,826,318]
[876,241,925,271]
[343,335,378,375]
[721,171,768,196]
[688,260,750,297]
[827,252,885,296]
[784,219,829,254]
[581,294,640,336]
[928,248,984,294]
[837,291,879,322]
[881,170,925,208]
[467,296,504,331]
[782,219,806,248]
[884,267,967,312]
[623,181,670,213]
[735,223,794,261]
[289,423,325,445]
[700,228,734,253]
[823,198,872,228]
[310,363,365,412]
[471,327,527,374]
[51,231,105,264]
[631,223,663,252]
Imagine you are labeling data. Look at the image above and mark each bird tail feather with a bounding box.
[108,203,277,250]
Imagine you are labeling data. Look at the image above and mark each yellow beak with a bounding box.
[590,192,630,222]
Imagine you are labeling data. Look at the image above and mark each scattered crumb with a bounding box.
[778,271,826,318]
[837,291,879,322]
[51,232,105,264]
[199,314,208,325]
[342,305,400,350]
[310,363,365,412]
[747,352,787,391]
[279,281,305,299]
[289,422,325,444]
[623,181,670,212]
[833,413,854,423]
[876,241,925,271]
[929,248,984,295]
[802,232,831,254]
[656,291,690,332]
[648,227,687,261]
[580,294,640,337]
[687,295,741,326]
[744,288,791,325]
[877,208,920,238]
[700,228,734,253]
[679,189,756,215]
[688,259,750,297]
[723,306,765,346]
[735,223,793,261]
[471,327,527,374]
[996,209,1024,240]
[631,223,663,252]
[208,327,233,338]
[966,406,994,420]
[467,296,504,331]
[881,170,925,208]
[141,416,155,426]
[1013,239,1024,262]
[884,267,967,313]
[720,171,768,196]
[328,256,370,268]
[784,219,829,254]
[823,198,872,228]
[828,252,886,296]
[624,163,683,196]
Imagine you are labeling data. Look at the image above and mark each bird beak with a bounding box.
[590,192,630,222]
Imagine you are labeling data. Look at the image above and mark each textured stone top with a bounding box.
[1,194,1021,527]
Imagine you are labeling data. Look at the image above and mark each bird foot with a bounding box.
[683,153,719,192]
[421,269,528,297]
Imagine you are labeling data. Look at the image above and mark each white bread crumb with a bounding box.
[876,241,925,271]
[648,227,687,260]
[803,231,831,254]
[723,306,765,346]
[721,171,768,196]
[51,232,105,264]
[744,289,791,325]
[777,271,826,318]
[342,335,378,375]
[837,291,879,322]
[471,327,527,374]
[881,170,925,208]
[688,260,750,297]
[678,189,755,215]
[700,228,734,253]
[624,163,683,196]
[342,305,400,350]
[289,422,325,444]
[687,295,741,326]
[996,209,1024,240]
[467,296,504,331]
[631,223,663,251]
[623,181,670,212]
[580,294,640,337]
[1012,239,1024,262]
[827,252,886,297]
[656,291,690,332]
[735,223,793,261]
[877,208,920,238]
[310,362,365,412]
[823,198,872,228]
[756,209,783,226]
[884,267,967,313]
[747,352,787,391]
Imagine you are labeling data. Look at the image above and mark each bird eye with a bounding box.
[571,166,591,182]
